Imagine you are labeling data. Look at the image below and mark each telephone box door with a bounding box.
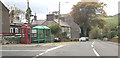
[21,28,26,44]
[27,29,31,44]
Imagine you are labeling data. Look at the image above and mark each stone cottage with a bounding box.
[60,14,81,38]
[32,14,81,39]
[32,14,71,38]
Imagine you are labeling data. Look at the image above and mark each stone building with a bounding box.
[32,14,81,39]
[0,1,10,33]
[60,14,81,38]
[32,14,71,38]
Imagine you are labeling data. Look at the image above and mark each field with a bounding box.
[99,17,118,25]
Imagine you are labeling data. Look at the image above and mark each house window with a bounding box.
[15,28,18,33]
[18,28,21,33]
[13,28,15,33]
[10,28,13,33]
[62,27,64,32]
[69,28,71,33]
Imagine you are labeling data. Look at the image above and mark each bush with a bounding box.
[113,35,118,39]
[47,23,62,36]
[58,32,70,42]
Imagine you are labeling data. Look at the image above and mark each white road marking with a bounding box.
[92,40,95,45]
[1,50,46,52]
[93,48,100,56]
[91,44,93,48]
[33,45,63,58]
[46,45,63,52]
[91,40,100,56]
[91,40,95,48]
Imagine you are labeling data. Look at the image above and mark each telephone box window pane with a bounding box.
[28,29,30,42]
[22,29,25,42]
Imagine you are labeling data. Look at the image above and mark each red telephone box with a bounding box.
[21,24,31,44]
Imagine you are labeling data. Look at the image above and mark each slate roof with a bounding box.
[32,19,70,27]
[42,21,56,26]
[32,20,45,25]
[54,19,70,27]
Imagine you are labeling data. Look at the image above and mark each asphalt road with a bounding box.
[40,40,118,56]
[1,40,119,58]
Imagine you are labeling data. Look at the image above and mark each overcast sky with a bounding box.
[1,0,120,19]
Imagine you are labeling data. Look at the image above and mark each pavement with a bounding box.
[2,42,79,47]
[1,40,119,58]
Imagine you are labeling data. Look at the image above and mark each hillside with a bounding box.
[99,17,118,25]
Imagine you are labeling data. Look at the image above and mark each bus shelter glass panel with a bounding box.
[46,29,51,42]
[32,29,37,38]
[46,29,50,38]
[31,29,38,42]
[39,29,44,39]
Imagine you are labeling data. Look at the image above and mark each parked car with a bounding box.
[85,37,89,41]
[54,38,61,42]
[79,37,86,42]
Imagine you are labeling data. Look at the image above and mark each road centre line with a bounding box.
[91,40,100,56]
[91,44,93,48]
[92,40,95,45]
[91,40,95,48]
[93,48,100,56]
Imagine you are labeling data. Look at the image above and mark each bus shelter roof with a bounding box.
[32,26,50,29]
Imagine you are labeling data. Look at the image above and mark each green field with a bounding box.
[99,17,118,25]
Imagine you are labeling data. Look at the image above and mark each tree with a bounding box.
[118,25,120,43]
[47,24,62,36]
[89,26,102,39]
[70,2,107,37]
[9,6,25,23]
[25,0,33,25]
[25,7,32,24]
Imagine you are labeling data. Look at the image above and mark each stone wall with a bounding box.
[2,37,21,45]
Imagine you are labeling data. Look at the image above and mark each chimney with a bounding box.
[46,14,54,21]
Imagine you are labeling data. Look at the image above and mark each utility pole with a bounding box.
[58,2,61,24]
[58,2,68,24]
[27,0,30,25]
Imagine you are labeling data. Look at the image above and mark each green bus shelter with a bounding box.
[31,26,51,43]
